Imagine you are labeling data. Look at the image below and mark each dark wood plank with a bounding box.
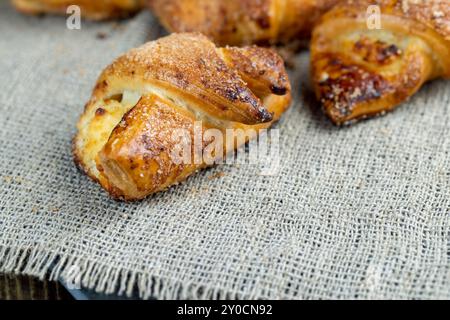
[0,274,73,300]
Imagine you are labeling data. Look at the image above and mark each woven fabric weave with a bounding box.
[0,3,449,299]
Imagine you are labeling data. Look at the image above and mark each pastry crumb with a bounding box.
[208,172,225,180]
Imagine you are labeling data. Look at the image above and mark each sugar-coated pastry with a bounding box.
[73,33,291,200]
[12,0,145,20]
[311,0,450,125]
[148,0,341,46]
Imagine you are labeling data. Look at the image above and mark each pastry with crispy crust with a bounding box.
[11,0,145,20]
[311,0,450,125]
[148,0,340,46]
[73,33,291,200]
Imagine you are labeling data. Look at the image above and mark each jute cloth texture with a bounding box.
[0,3,449,299]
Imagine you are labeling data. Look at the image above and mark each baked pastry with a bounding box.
[73,33,291,200]
[148,0,341,46]
[11,0,145,20]
[311,0,450,125]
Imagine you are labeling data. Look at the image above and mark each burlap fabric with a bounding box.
[0,2,449,299]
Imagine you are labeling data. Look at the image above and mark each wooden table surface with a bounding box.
[0,274,73,300]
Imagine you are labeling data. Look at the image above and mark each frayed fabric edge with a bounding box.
[0,245,247,300]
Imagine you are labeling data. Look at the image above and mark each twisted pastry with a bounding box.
[311,0,450,125]
[12,0,145,20]
[148,0,340,46]
[73,33,291,200]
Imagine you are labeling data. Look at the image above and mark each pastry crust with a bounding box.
[73,33,291,200]
[148,0,341,46]
[311,0,450,125]
[11,0,145,20]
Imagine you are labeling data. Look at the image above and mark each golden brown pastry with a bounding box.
[73,33,291,200]
[148,0,341,46]
[12,0,145,20]
[311,0,450,125]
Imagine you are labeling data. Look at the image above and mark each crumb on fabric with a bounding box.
[96,32,108,40]
[208,172,225,180]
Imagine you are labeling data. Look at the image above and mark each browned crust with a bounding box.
[334,0,450,41]
[95,33,278,125]
[219,46,291,97]
[312,52,427,124]
[96,95,202,199]
[73,33,291,200]
[148,0,341,46]
[311,0,450,125]
[12,0,145,20]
